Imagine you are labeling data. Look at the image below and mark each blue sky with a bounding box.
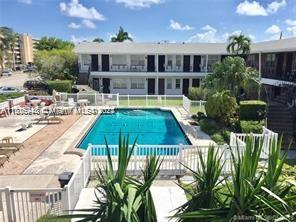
[0,0,295,44]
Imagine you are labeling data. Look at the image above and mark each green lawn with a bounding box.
[118,97,205,114]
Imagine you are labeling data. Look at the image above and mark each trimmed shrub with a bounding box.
[188,87,207,100]
[240,120,264,133]
[239,100,267,121]
[47,80,72,93]
[37,214,70,222]
[0,92,24,103]
[200,119,220,135]
[205,90,238,126]
[211,133,225,144]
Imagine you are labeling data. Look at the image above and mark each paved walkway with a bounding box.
[0,115,80,175]
[74,180,186,222]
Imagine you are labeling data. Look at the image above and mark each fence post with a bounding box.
[62,185,71,212]
[102,93,105,105]
[117,93,120,107]
[146,95,148,106]
[94,92,97,105]
[4,187,14,222]
[134,144,138,175]
[178,144,183,173]
[199,100,202,110]
[164,95,167,106]
[128,95,130,107]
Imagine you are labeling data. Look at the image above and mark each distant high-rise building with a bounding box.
[3,33,39,69]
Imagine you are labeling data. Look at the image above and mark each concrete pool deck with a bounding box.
[0,106,214,189]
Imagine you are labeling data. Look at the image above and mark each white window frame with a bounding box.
[175,79,181,89]
[113,79,128,89]
[167,78,172,89]
[131,79,145,89]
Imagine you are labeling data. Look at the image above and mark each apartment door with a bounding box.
[158,78,165,95]
[101,54,109,71]
[183,55,190,72]
[182,79,190,95]
[147,78,155,94]
[102,78,110,93]
[93,78,100,91]
[91,54,98,71]
[158,55,165,72]
[147,55,155,72]
[193,56,201,72]
[192,79,200,87]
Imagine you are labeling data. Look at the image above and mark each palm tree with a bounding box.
[111,26,133,42]
[0,27,18,70]
[226,34,251,56]
[93,37,104,43]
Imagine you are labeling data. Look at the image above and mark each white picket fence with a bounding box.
[57,92,204,113]
[0,148,91,222]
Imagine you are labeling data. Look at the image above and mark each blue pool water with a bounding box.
[78,109,191,150]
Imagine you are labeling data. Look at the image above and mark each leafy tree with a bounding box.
[203,56,260,99]
[36,37,74,51]
[205,90,238,127]
[111,26,133,42]
[34,49,77,80]
[93,37,104,43]
[227,34,251,55]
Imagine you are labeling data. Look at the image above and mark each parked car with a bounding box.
[0,86,20,94]
[23,80,48,90]
[1,70,12,76]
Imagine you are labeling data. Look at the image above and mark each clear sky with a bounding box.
[0,0,295,44]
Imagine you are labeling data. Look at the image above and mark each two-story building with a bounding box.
[74,38,296,97]
[74,38,296,149]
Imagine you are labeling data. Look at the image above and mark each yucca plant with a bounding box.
[65,133,162,222]
[174,136,296,222]
[174,146,226,222]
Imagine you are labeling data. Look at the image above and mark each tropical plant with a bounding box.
[205,90,238,127]
[173,137,296,222]
[0,27,17,71]
[188,87,207,100]
[226,34,251,56]
[65,133,161,222]
[111,26,133,42]
[93,37,104,43]
[36,37,74,51]
[203,56,260,99]
[175,146,225,222]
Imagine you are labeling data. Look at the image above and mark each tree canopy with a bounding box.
[34,49,77,81]
[226,34,251,55]
[203,56,260,99]
[36,37,74,51]
[93,37,104,43]
[111,26,133,42]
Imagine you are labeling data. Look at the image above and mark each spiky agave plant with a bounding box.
[65,133,162,222]
[173,136,296,222]
[173,146,226,222]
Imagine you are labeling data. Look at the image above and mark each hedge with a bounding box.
[239,100,267,121]
[240,120,264,134]
[36,214,70,222]
[0,92,24,103]
[47,80,72,94]
[188,87,207,100]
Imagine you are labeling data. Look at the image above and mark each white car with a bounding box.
[1,70,13,76]
[0,86,20,94]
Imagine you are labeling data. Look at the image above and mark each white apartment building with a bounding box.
[74,38,296,96]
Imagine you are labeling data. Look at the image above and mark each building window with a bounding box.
[167,55,173,67]
[131,55,145,66]
[175,79,181,89]
[113,79,127,89]
[81,54,90,66]
[111,55,127,65]
[207,55,220,72]
[266,53,276,67]
[176,55,182,67]
[131,79,145,89]
[167,79,172,89]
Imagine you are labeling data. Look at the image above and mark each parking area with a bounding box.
[0,72,33,89]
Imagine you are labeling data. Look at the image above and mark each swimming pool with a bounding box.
[78,108,191,150]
